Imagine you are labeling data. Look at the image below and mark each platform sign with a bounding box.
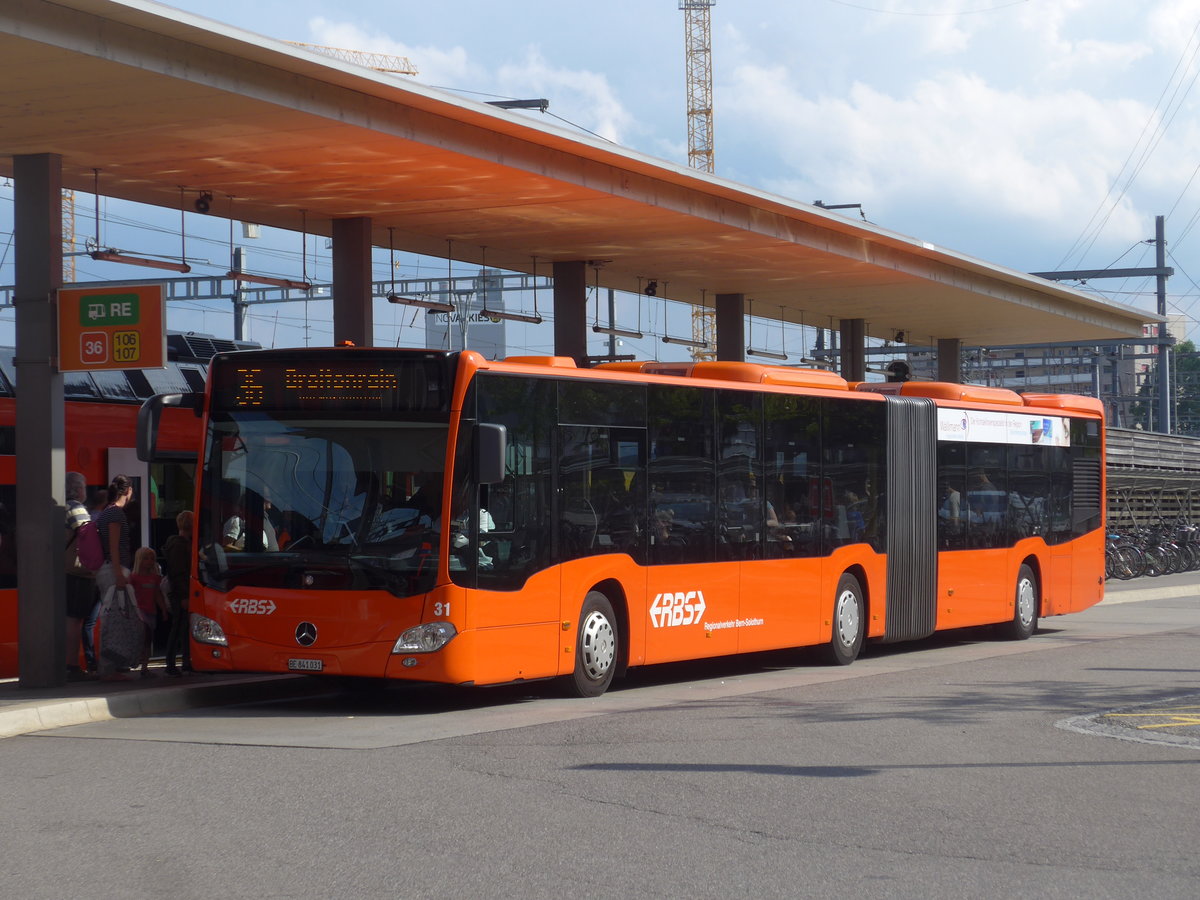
[57,284,166,372]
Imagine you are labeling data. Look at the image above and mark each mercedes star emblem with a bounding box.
[295,622,318,646]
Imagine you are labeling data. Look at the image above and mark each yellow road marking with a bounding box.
[1106,706,1200,730]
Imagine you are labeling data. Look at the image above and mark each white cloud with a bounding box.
[306,19,634,143]
[723,64,1158,249]
[1148,0,1200,55]
[846,1,1151,83]
[1017,0,1152,82]
[844,0,1027,56]
[826,0,966,52]
[912,6,971,55]
[1012,0,1089,37]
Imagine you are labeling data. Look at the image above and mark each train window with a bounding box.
[181,367,207,393]
[142,366,199,396]
[63,371,103,400]
[89,370,139,401]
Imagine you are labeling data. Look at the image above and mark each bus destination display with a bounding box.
[211,356,449,412]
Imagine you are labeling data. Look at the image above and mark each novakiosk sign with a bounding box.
[57,284,166,372]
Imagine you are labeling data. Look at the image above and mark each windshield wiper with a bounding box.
[347,554,430,596]
[204,553,300,583]
[348,554,423,576]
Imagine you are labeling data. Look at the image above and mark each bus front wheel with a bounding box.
[564,591,618,697]
[1000,564,1039,641]
[822,573,864,666]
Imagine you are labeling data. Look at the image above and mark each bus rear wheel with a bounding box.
[1000,564,1039,640]
[564,591,618,697]
[821,573,864,666]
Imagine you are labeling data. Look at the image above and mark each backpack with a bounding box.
[75,519,105,572]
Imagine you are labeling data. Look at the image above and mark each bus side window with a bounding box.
[966,445,1007,549]
[937,442,967,551]
[648,384,714,565]
[472,374,556,590]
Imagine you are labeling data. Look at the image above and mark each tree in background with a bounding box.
[1132,340,1200,435]
[1172,341,1200,436]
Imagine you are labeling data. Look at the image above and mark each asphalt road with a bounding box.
[2,591,1198,899]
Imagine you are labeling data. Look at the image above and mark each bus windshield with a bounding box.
[198,411,450,598]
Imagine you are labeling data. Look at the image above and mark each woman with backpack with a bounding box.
[94,475,141,680]
[63,471,95,680]
[95,475,135,595]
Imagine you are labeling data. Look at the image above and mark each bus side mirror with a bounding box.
[137,392,203,462]
[475,423,507,485]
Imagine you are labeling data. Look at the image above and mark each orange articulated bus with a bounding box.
[151,347,1104,696]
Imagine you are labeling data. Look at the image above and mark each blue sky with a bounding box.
[4,0,1200,354]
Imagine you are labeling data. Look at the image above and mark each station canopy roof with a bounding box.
[1,0,1156,345]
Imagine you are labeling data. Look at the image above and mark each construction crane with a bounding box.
[286,42,418,75]
[62,190,76,282]
[680,1,715,173]
[681,2,717,359]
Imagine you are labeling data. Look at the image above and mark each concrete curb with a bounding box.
[1101,584,1200,605]
[1,586,1194,741]
[0,674,316,739]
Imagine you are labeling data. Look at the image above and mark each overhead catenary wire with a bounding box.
[424,84,616,143]
[1057,18,1200,270]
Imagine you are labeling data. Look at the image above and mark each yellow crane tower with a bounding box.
[680,1,715,173]
[681,2,716,359]
[286,42,419,75]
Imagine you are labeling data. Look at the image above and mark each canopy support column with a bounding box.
[715,293,745,362]
[14,152,66,688]
[839,318,866,382]
[332,217,373,347]
[553,260,588,366]
[937,338,962,383]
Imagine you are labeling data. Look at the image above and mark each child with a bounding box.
[129,547,169,678]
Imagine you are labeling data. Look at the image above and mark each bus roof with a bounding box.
[856,380,1104,417]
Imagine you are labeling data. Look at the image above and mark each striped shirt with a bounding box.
[65,500,90,532]
[94,504,132,569]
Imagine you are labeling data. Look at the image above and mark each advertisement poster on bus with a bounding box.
[937,408,1069,446]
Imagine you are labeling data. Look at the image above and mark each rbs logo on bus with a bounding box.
[229,598,276,615]
[649,590,707,629]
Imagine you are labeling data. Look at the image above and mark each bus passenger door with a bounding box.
[554,425,651,659]
[1044,465,1074,616]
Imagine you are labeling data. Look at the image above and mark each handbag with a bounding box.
[65,529,87,576]
[98,585,144,674]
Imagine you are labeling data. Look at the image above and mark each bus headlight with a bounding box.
[392,622,457,654]
[190,613,228,646]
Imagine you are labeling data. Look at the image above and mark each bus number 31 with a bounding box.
[433,602,451,617]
